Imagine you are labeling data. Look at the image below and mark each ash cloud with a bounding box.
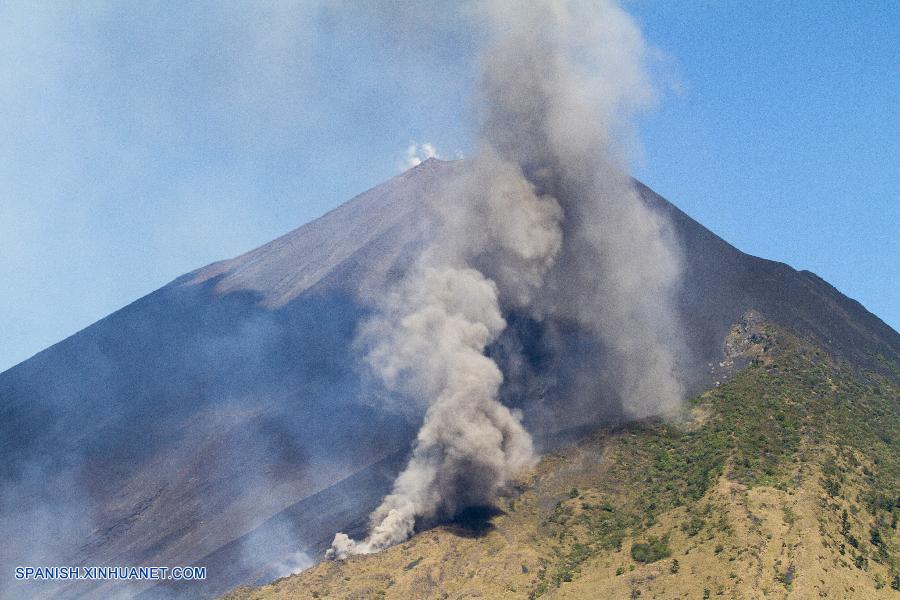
[330,149,563,558]
[330,0,684,558]
[474,0,685,420]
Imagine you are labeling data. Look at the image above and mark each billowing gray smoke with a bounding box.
[330,0,683,558]
[329,148,563,558]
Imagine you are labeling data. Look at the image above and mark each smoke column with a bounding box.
[473,0,685,419]
[330,0,683,558]
[329,147,563,558]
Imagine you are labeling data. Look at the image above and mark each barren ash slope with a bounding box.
[0,158,897,600]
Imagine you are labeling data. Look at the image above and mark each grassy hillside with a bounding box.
[224,315,900,599]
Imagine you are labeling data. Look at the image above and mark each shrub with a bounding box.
[630,535,671,563]
[775,563,795,588]
[870,527,883,546]
[681,516,705,537]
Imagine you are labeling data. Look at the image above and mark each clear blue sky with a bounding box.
[1,1,897,373]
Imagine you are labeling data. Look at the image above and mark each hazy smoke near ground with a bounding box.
[330,0,684,558]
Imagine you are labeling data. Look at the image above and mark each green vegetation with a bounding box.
[681,514,704,537]
[529,324,899,596]
[630,535,671,563]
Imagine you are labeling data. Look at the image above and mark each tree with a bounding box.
[870,527,882,547]
[630,535,671,563]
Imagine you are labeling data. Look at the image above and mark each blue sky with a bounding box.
[1,1,897,373]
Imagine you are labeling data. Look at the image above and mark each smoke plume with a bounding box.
[329,148,563,558]
[472,0,685,420]
[330,0,683,558]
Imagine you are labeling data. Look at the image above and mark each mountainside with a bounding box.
[226,319,900,599]
[1,159,897,599]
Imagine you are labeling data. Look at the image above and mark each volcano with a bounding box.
[1,158,897,599]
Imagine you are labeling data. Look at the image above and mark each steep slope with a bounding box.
[224,318,900,599]
[637,180,897,380]
[1,159,897,599]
